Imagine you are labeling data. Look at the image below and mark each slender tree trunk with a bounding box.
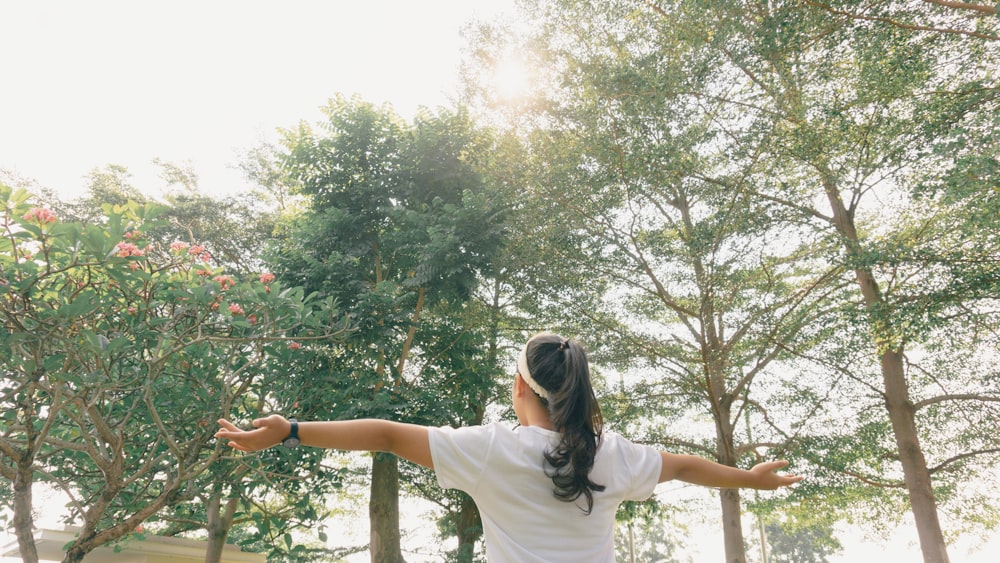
[12,460,40,563]
[715,409,746,563]
[881,349,950,563]
[720,488,746,563]
[370,453,405,563]
[823,177,950,563]
[205,496,239,563]
[454,494,482,563]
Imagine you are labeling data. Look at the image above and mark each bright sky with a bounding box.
[0,0,517,200]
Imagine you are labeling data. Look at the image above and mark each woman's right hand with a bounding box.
[215,415,291,452]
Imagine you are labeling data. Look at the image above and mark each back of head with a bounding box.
[522,332,605,513]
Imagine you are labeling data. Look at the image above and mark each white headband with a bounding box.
[517,341,549,400]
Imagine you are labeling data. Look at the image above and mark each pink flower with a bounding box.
[199,251,212,262]
[188,244,205,256]
[259,272,276,284]
[212,275,235,290]
[116,242,145,257]
[170,241,189,253]
[128,262,141,271]
[228,303,245,316]
[288,341,302,350]
[22,207,58,224]
[247,314,257,325]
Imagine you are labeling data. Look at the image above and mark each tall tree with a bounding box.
[626,1,1000,561]
[267,96,506,562]
[465,1,1000,561]
[465,3,843,561]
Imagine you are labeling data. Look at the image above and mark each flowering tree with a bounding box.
[0,184,348,563]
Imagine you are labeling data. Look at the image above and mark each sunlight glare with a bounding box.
[492,54,533,102]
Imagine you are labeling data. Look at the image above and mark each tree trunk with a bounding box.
[12,460,40,563]
[715,410,747,563]
[823,177,950,563]
[370,453,405,563]
[454,493,482,563]
[720,488,746,563]
[881,349,951,563]
[205,496,239,563]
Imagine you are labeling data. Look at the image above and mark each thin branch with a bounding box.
[803,0,1000,41]
[922,0,998,16]
[929,447,1000,473]
[913,393,1000,410]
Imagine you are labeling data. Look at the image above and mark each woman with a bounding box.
[216,332,802,562]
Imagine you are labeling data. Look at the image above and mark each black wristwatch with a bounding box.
[282,419,300,449]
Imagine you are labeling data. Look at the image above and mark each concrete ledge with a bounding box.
[2,527,265,563]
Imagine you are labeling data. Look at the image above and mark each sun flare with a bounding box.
[492,54,533,102]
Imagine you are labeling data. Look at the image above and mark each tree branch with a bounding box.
[803,0,1000,41]
[922,0,998,16]
[929,447,1000,474]
[913,393,1000,410]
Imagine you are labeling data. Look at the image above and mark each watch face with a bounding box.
[283,437,300,448]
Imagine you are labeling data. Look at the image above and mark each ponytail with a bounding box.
[522,333,605,514]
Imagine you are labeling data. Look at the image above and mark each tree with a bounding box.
[0,183,347,562]
[764,518,842,563]
[266,96,507,562]
[464,3,843,561]
[625,1,1000,561]
[465,2,1000,562]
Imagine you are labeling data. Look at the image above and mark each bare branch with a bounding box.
[922,0,998,16]
[929,447,1000,474]
[913,393,1000,410]
[803,0,1000,41]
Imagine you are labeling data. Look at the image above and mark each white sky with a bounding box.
[0,0,517,199]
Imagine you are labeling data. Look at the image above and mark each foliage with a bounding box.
[263,96,510,560]
[462,0,1000,560]
[0,183,347,562]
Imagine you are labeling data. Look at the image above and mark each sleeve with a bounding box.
[427,424,497,493]
[608,433,663,501]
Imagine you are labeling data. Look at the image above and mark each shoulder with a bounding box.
[429,422,507,440]
[596,431,663,500]
[597,432,661,475]
[428,422,510,457]
[599,430,647,450]
[429,423,512,492]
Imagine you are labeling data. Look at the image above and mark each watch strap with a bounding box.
[282,418,300,448]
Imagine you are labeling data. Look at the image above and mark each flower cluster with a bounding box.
[213,275,236,290]
[116,242,146,257]
[260,272,275,293]
[188,244,212,263]
[22,207,58,224]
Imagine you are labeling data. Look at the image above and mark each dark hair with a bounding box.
[523,333,605,514]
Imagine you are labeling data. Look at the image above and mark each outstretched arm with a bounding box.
[216,415,433,469]
[659,452,803,489]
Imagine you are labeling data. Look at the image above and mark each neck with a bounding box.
[522,400,556,431]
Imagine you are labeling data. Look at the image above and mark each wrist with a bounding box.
[281,418,300,448]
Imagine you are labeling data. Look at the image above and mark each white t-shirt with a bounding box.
[428,423,662,562]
